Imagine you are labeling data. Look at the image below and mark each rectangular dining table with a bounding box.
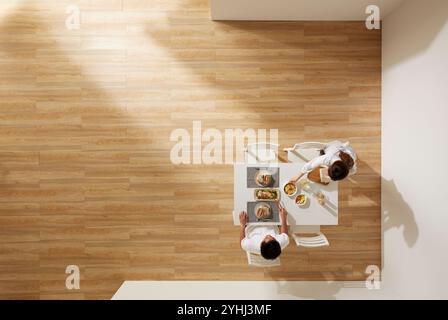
[233,162,338,226]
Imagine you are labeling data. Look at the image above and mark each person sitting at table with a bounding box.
[239,202,289,260]
[289,140,357,185]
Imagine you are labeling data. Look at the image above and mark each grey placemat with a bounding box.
[247,167,280,188]
[247,201,280,223]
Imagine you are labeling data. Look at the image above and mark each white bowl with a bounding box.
[295,194,308,207]
[283,182,298,197]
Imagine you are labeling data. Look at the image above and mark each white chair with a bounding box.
[245,142,279,164]
[283,141,326,163]
[246,252,281,267]
[291,225,329,248]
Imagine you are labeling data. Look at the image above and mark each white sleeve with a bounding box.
[276,233,290,250]
[301,155,327,173]
[241,238,258,253]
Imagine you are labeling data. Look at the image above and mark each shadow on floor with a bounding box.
[0,0,147,299]
[383,0,448,70]
[274,280,344,300]
[353,160,419,248]
[382,178,419,248]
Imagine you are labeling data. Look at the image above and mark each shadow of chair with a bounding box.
[382,178,419,248]
[352,159,419,249]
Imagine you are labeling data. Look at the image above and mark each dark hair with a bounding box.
[260,239,281,260]
[339,151,354,169]
[328,160,349,181]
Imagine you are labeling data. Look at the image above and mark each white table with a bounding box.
[233,163,338,226]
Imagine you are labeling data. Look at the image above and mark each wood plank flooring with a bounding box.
[0,0,381,299]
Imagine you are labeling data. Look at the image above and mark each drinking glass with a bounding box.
[315,192,326,206]
[299,179,311,192]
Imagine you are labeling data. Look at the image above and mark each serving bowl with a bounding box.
[295,194,308,207]
[283,182,298,197]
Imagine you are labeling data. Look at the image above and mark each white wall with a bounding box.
[211,0,405,21]
[381,0,448,299]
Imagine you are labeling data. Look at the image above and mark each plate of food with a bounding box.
[255,170,274,187]
[295,194,308,207]
[283,182,298,197]
[254,202,273,221]
[254,188,280,201]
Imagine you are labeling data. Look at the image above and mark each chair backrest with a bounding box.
[246,252,281,267]
[244,225,281,267]
[245,142,279,164]
[292,232,329,248]
[291,142,327,150]
[284,141,326,162]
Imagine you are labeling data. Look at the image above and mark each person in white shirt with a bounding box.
[239,202,289,260]
[289,140,357,185]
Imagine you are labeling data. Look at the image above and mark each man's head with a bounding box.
[328,160,349,181]
[260,235,281,260]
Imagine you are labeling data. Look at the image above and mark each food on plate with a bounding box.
[255,170,273,187]
[254,189,279,201]
[283,182,297,196]
[255,203,272,220]
[295,194,307,206]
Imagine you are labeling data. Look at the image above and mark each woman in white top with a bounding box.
[290,140,357,185]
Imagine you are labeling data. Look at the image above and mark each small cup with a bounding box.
[295,194,308,207]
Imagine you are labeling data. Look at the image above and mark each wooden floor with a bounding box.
[0,0,381,299]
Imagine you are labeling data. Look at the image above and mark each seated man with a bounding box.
[239,202,289,260]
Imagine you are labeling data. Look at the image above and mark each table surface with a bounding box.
[233,162,338,226]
